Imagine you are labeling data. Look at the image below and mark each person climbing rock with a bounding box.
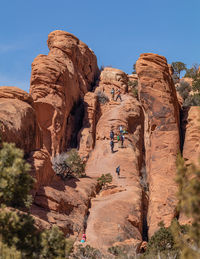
[110,140,114,153]
[115,89,122,101]
[121,134,125,147]
[110,129,114,140]
[116,166,120,177]
[119,125,123,134]
[117,134,120,148]
[81,233,86,243]
[111,88,115,100]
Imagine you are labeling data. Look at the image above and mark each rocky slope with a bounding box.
[0,30,199,253]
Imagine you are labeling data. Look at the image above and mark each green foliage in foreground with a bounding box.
[0,143,34,209]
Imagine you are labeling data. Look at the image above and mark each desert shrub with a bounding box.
[97,173,112,188]
[52,149,85,179]
[183,94,200,107]
[0,142,34,209]
[108,245,126,256]
[65,149,85,178]
[40,225,67,259]
[177,81,191,100]
[0,208,40,257]
[52,153,71,178]
[72,244,102,259]
[145,223,176,256]
[96,91,109,104]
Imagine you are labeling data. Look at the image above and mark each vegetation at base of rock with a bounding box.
[173,154,200,258]
[71,244,102,259]
[96,90,109,104]
[0,142,34,209]
[52,149,85,179]
[97,173,112,188]
[171,62,186,79]
[128,80,138,99]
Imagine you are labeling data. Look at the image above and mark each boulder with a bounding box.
[136,53,180,237]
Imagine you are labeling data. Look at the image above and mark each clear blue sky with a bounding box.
[0,0,200,92]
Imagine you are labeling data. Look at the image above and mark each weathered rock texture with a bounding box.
[182,106,200,165]
[136,53,180,237]
[0,86,42,154]
[30,30,99,156]
[84,68,144,251]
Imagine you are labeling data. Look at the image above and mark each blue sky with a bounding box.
[0,0,200,92]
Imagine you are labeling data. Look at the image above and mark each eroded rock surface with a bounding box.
[136,53,180,237]
[30,30,99,156]
[0,86,42,154]
[84,69,144,251]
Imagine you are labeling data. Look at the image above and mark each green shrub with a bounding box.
[97,173,112,188]
[0,143,34,209]
[96,91,109,104]
[0,240,22,259]
[145,224,175,256]
[52,150,85,179]
[40,225,67,259]
[65,149,85,178]
[183,94,200,107]
[0,208,40,257]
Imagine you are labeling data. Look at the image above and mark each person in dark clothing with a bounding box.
[110,130,114,140]
[110,140,114,153]
[116,166,120,177]
[121,134,125,147]
[111,88,115,100]
[116,90,122,101]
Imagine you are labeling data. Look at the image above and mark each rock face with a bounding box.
[136,53,180,237]
[78,92,98,161]
[0,86,42,154]
[182,106,200,165]
[30,30,99,157]
[84,68,144,251]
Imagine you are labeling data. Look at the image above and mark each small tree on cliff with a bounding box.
[171,62,186,79]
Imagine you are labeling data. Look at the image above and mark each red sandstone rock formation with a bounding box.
[0,86,42,154]
[30,30,99,157]
[136,53,180,237]
[182,106,200,165]
[84,68,144,251]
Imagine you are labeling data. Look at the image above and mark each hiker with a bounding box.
[110,129,114,140]
[119,125,123,134]
[81,233,86,243]
[110,140,114,153]
[121,134,125,147]
[116,166,120,177]
[111,88,115,100]
[115,89,122,101]
[117,134,121,147]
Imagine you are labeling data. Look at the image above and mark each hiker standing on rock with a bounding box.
[116,89,122,102]
[116,166,120,177]
[110,129,114,140]
[111,88,115,100]
[110,140,114,153]
[121,134,125,148]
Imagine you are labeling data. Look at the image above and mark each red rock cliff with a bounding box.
[136,53,180,237]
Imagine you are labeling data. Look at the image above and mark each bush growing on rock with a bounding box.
[176,81,191,100]
[52,149,85,179]
[72,244,102,259]
[96,90,109,104]
[128,80,138,99]
[97,173,112,188]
